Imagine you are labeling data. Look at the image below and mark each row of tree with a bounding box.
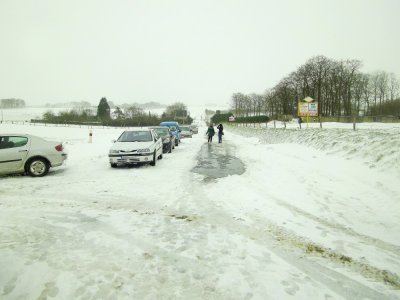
[39,97,193,126]
[231,55,400,118]
[0,98,26,108]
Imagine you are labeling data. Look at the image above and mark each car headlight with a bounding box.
[109,150,119,154]
[137,148,151,153]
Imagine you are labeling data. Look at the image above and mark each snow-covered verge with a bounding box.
[0,120,399,299]
[228,122,400,177]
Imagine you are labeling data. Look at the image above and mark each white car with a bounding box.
[179,125,193,138]
[0,134,67,177]
[108,129,163,167]
[190,125,198,134]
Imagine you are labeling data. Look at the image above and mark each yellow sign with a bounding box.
[298,102,318,117]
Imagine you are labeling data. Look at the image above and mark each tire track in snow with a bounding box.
[181,173,396,299]
[182,142,396,299]
[186,139,400,297]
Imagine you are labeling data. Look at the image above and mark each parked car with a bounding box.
[148,126,175,153]
[159,121,181,146]
[0,134,67,177]
[190,125,198,134]
[180,125,193,138]
[108,128,163,167]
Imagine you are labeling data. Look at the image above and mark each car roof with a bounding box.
[123,128,152,131]
[1,133,30,136]
[160,121,179,125]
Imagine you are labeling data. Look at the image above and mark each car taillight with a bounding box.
[55,144,64,152]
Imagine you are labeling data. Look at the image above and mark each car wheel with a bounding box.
[110,163,117,168]
[168,142,172,153]
[159,153,163,159]
[26,158,49,177]
[150,151,156,166]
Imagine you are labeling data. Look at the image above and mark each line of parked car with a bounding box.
[108,122,198,168]
[0,122,199,177]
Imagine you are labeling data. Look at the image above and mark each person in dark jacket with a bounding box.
[206,124,215,143]
[217,123,224,143]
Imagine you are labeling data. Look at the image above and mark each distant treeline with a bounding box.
[210,111,269,124]
[1,98,26,108]
[34,98,193,126]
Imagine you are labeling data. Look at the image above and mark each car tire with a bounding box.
[150,151,156,166]
[26,158,49,177]
[168,143,172,153]
[159,153,163,159]
[110,163,117,168]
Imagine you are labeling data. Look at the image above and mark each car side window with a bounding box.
[0,136,28,149]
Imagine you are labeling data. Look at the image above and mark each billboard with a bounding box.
[298,102,318,117]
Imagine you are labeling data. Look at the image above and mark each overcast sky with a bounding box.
[1,0,399,107]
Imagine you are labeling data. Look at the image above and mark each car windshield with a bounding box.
[153,128,168,137]
[117,131,152,142]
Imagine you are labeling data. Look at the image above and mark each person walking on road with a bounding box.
[217,123,224,143]
[206,124,215,143]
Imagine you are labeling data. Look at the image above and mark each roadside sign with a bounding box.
[298,101,318,117]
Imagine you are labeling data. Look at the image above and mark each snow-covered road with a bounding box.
[1,122,399,299]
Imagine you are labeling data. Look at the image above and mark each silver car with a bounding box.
[190,125,198,134]
[0,134,67,177]
[180,125,193,138]
[109,129,163,167]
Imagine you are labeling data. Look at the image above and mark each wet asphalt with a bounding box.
[191,141,246,181]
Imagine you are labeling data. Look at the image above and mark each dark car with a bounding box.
[159,121,181,146]
[148,126,176,153]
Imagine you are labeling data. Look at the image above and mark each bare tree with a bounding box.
[388,73,399,101]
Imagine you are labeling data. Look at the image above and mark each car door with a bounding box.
[0,136,30,174]
[157,133,163,155]
[152,131,162,156]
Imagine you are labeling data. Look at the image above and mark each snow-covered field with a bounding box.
[0,109,399,299]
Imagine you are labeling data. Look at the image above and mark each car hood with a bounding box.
[110,141,153,151]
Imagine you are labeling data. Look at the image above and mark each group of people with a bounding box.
[206,123,224,143]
